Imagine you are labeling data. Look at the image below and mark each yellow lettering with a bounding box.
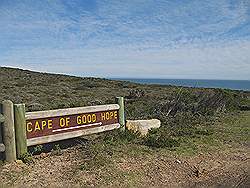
[77,114,97,125]
[59,117,70,127]
[87,114,91,123]
[101,113,105,120]
[34,121,41,131]
[27,122,33,132]
[48,120,52,129]
[41,121,46,130]
[82,115,87,124]
[59,118,65,127]
[66,117,70,126]
[106,112,109,120]
[92,114,96,122]
[114,111,117,119]
[110,112,113,119]
[77,116,81,124]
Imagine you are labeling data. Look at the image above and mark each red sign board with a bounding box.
[26,109,119,139]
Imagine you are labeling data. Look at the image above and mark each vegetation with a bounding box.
[0,66,249,154]
[0,67,249,187]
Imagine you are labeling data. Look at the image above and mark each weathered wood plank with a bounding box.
[27,123,120,146]
[2,100,17,161]
[26,104,119,120]
[14,104,27,158]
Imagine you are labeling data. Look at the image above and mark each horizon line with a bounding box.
[1,66,250,81]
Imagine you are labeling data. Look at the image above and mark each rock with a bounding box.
[175,160,181,164]
[40,152,48,158]
[126,119,161,136]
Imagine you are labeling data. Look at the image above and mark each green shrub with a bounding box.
[51,144,62,156]
[20,152,33,164]
[32,145,43,155]
[103,128,141,145]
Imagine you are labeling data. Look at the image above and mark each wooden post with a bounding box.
[14,104,27,158]
[2,100,16,161]
[0,108,5,152]
[0,143,5,152]
[0,114,5,123]
[116,97,125,129]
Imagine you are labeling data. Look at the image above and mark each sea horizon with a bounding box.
[111,78,250,91]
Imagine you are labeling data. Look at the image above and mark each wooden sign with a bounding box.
[25,104,120,146]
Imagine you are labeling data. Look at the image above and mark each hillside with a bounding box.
[0,67,249,115]
[0,67,249,187]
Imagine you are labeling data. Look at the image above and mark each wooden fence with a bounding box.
[0,97,125,162]
[0,104,5,153]
[0,100,17,161]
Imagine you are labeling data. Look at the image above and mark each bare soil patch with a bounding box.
[0,144,249,187]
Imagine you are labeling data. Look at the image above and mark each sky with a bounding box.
[0,0,250,80]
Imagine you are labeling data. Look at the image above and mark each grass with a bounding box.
[0,66,249,160]
[79,111,249,177]
[70,111,249,187]
[215,111,250,146]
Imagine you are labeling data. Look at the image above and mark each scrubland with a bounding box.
[0,67,249,187]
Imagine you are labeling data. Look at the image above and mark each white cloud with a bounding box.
[1,40,250,79]
[0,0,250,79]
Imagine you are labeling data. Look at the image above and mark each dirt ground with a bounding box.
[0,144,249,188]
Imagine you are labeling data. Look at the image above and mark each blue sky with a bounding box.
[0,0,250,79]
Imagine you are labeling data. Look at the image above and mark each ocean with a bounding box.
[112,78,250,91]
